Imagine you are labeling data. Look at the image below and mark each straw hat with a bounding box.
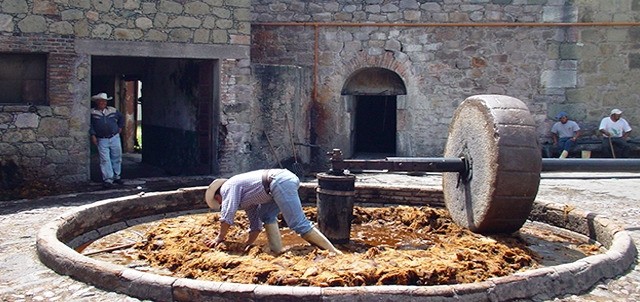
[204,178,227,210]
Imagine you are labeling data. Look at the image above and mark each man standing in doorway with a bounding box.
[90,93,124,188]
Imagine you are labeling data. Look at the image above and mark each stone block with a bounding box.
[0,14,13,32]
[559,43,579,60]
[19,142,45,157]
[158,0,183,14]
[168,16,201,28]
[629,53,640,69]
[543,6,578,22]
[541,70,576,88]
[120,269,176,302]
[45,149,69,164]
[17,15,47,33]
[253,285,322,301]
[14,113,39,128]
[65,229,100,249]
[1,0,28,13]
[194,28,210,43]
[51,21,73,35]
[169,28,192,42]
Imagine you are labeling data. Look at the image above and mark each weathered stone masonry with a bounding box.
[1,0,640,188]
[1,0,252,187]
[251,0,640,161]
[0,35,86,183]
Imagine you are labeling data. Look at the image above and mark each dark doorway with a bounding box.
[90,56,216,180]
[354,95,396,155]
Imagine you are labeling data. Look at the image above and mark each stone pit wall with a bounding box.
[251,0,640,158]
[0,0,252,186]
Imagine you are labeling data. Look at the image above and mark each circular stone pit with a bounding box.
[36,182,637,302]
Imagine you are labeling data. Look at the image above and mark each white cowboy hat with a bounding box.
[91,92,113,100]
[204,178,227,211]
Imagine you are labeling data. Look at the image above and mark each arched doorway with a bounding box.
[341,67,407,158]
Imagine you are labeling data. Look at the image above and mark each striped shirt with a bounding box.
[89,106,124,138]
[218,169,273,232]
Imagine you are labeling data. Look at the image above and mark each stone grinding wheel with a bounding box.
[443,95,541,234]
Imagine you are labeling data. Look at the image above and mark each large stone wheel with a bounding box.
[443,95,541,234]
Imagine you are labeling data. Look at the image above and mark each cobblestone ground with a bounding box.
[0,173,638,302]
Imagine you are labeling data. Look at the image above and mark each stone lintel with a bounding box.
[75,39,249,59]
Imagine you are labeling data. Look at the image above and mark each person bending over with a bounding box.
[204,169,342,254]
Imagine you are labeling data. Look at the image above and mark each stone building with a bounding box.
[1,0,639,188]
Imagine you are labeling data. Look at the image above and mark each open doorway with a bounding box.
[90,56,216,181]
[354,95,397,156]
[121,77,142,154]
[341,67,406,159]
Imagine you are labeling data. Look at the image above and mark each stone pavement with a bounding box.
[1,172,639,302]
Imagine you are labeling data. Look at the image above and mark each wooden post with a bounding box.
[315,172,356,244]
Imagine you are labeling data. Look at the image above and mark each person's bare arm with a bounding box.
[571,130,580,141]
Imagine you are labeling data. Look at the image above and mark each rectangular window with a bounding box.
[0,53,47,105]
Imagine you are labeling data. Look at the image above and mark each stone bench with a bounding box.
[542,138,640,158]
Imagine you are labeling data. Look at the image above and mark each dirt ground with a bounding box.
[125,206,601,287]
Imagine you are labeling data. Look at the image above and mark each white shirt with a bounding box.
[599,117,632,138]
[551,120,580,138]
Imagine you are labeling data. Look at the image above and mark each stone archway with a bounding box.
[341,67,407,157]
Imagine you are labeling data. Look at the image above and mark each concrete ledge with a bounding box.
[36,184,637,301]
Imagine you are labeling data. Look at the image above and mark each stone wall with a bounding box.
[2,0,640,188]
[251,0,640,159]
[0,0,252,187]
[0,35,90,184]
[1,0,251,44]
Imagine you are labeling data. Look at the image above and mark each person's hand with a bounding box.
[91,136,97,146]
[204,236,224,248]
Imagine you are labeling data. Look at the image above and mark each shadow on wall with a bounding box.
[0,160,21,190]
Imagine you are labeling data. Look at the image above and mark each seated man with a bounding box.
[599,109,632,158]
[551,111,580,158]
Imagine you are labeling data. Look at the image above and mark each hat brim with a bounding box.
[91,93,113,101]
[204,178,227,211]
